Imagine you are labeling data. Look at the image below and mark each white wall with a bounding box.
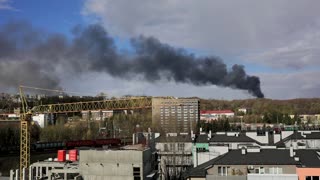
[32,114,47,128]
[194,146,228,167]
[247,174,298,180]
[246,132,269,144]
[274,134,281,143]
[281,131,294,139]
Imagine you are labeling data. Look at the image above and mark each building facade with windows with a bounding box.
[200,110,234,122]
[155,134,193,179]
[152,97,200,133]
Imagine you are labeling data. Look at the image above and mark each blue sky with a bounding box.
[0,0,84,35]
[1,0,320,99]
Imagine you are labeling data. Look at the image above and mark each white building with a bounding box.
[32,114,50,128]
[200,110,234,122]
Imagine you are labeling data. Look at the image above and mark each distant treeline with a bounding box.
[2,95,320,115]
[200,98,320,115]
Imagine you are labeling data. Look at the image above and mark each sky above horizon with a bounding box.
[0,0,320,100]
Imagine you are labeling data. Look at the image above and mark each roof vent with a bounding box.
[290,146,294,157]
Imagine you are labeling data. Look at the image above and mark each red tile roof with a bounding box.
[200,110,234,114]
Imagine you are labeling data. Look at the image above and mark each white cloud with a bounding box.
[245,28,320,69]
[83,0,320,59]
[258,71,320,99]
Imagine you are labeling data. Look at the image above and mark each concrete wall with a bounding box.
[79,149,152,180]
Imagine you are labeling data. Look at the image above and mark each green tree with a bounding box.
[223,119,231,131]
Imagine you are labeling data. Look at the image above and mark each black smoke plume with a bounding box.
[0,21,264,98]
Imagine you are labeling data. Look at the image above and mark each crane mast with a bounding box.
[18,86,152,179]
[19,86,31,179]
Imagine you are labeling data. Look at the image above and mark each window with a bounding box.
[253,167,265,174]
[306,177,320,180]
[178,143,185,151]
[164,144,169,151]
[218,166,230,176]
[196,147,207,152]
[133,167,141,180]
[269,167,274,174]
[170,143,175,151]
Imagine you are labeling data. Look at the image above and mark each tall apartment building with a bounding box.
[152,97,200,133]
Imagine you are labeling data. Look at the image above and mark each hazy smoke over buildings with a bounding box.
[0,21,264,98]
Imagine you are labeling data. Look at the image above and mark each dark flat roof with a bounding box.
[156,135,192,143]
[296,149,320,168]
[214,149,297,165]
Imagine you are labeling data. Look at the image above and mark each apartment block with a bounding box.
[152,97,200,133]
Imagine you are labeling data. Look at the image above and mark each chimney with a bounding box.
[290,146,294,157]
[241,148,246,155]
[191,130,195,140]
[132,133,135,145]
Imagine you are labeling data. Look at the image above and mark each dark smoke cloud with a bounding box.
[0,21,264,98]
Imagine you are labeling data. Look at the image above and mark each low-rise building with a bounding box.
[155,134,193,179]
[186,148,300,180]
[81,110,114,121]
[237,108,251,114]
[200,110,234,122]
[32,114,53,128]
[80,145,157,180]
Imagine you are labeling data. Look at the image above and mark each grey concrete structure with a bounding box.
[28,161,80,180]
[79,146,156,180]
[152,97,199,133]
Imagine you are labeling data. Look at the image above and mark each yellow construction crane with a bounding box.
[19,86,152,179]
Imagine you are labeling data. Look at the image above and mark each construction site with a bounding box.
[0,85,199,180]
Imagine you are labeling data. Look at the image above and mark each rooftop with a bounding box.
[200,110,234,114]
[156,135,192,143]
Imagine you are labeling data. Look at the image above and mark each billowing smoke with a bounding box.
[0,21,264,98]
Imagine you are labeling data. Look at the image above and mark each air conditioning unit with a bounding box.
[247,165,254,170]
